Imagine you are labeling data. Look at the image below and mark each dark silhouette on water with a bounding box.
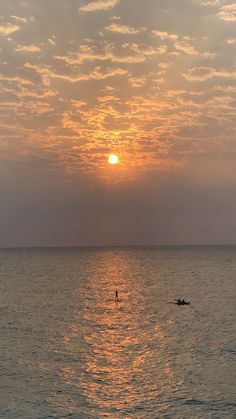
[115,290,119,302]
[175,298,190,305]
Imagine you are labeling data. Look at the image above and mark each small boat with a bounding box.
[175,299,190,306]
[176,301,190,305]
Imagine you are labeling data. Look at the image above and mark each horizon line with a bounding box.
[1,243,236,250]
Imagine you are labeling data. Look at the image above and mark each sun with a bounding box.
[108,153,119,165]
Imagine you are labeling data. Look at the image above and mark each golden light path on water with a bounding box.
[60,251,179,418]
[1,248,235,418]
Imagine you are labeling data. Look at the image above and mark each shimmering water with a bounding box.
[0,246,235,418]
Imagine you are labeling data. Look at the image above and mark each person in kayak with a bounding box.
[175,298,187,305]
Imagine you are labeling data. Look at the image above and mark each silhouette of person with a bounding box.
[115,290,119,302]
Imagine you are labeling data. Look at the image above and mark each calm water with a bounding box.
[0,246,235,418]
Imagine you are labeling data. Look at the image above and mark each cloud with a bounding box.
[10,15,28,23]
[0,0,236,247]
[184,66,236,81]
[218,4,236,21]
[48,37,56,46]
[0,23,20,36]
[175,40,198,55]
[105,23,141,34]
[153,33,214,58]
[54,41,165,67]
[0,74,34,85]
[24,62,128,85]
[128,75,147,88]
[152,30,178,41]
[79,0,119,12]
[226,38,236,45]
[110,15,121,20]
[198,0,221,6]
[15,44,41,53]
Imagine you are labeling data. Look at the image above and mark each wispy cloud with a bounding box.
[198,0,221,6]
[79,0,119,12]
[175,40,198,55]
[10,15,28,23]
[24,62,128,85]
[48,36,56,46]
[184,66,236,81]
[105,23,141,34]
[54,41,164,66]
[152,30,178,41]
[15,44,41,53]
[218,4,236,21]
[0,23,20,36]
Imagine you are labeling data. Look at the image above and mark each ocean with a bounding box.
[0,246,235,418]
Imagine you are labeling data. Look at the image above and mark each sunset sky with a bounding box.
[0,0,236,246]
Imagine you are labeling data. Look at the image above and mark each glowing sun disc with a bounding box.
[108,154,119,165]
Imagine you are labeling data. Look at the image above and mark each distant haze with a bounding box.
[0,0,236,246]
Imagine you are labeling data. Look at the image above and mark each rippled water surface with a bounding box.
[0,246,236,418]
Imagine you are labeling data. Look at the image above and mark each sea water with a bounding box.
[0,246,235,418]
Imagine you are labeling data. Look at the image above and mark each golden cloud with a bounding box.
[15,44,41,53]
[218,4,236,21]
[184,66,236,81]
[175,41,198,56]
[0,23,20,36]
[79,0,119,12]
[105,23,141,34]
[152,30,178,41]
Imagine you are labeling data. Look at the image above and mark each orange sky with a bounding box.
[0,0,236,246]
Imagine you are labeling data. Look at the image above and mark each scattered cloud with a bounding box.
[198,0,222,6]
[48,37,56,46]
[184,66,236,81]
[152,30,178,41]
[54,41,165,67]
[0,0,235,182]
[110,15,121,20]
[218,3,236,21]
[105,23,141,34]
[0,23,20,36]
[128,75,147,88]
[79,0,119,12]
[10,15,28,23]
[0,0,235,246]
[175,40,198,55]
[23,62,128,85]
[15,44,41,53]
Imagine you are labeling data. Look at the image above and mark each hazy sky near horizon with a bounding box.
[0,0,236,246]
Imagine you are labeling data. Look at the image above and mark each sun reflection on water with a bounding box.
[61,251,176,417]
